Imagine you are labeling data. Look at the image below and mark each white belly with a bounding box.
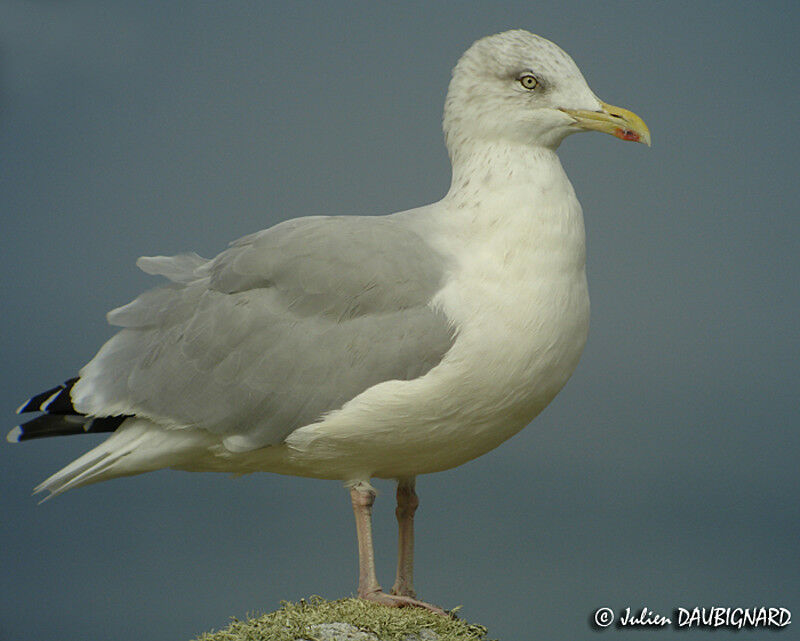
[274,273,588,480]
[277,184,590,480]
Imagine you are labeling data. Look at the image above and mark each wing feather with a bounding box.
[72,215,454,450]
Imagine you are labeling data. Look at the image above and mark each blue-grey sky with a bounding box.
[2,2,798,640]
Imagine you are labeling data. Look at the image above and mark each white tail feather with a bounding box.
[34,419,216,500]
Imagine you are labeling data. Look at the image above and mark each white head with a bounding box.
[443,30,650,154]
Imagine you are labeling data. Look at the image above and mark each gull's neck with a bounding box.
[445,140,570,205]
[431,139,585,273]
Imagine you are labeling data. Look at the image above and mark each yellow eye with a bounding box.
[519,74,539,90]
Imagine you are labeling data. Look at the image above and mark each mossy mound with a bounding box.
[193,596,495,641]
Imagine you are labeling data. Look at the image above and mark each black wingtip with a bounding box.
[16,377,80,415]
[10,413,128,442]
[16,385,62,414]
[13,377,129,442]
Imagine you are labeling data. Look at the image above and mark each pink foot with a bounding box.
[359,589,448,616]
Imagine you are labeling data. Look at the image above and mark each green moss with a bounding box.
[193,596,495,641]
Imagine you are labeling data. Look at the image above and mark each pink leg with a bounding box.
[349,481,446,616]
[350,481,382,598]
[391,478,418,598]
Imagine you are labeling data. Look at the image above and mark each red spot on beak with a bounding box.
[614,128,640,142]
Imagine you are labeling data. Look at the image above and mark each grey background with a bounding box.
[1,2,798,640]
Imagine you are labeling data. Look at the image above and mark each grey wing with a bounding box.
[72,215,454,451]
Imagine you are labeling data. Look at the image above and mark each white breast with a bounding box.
[282,147,590,481]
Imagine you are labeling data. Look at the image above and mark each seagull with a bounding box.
[9,30,649,612]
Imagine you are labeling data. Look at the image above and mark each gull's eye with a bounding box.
[519,74,539,90]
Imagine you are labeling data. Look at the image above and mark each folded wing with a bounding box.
[58,215,454,452]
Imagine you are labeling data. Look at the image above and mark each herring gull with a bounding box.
[8,30,650,612]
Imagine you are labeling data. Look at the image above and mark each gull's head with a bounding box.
[444,30,650,153]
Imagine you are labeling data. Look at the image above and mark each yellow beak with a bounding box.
[561,101,651,147]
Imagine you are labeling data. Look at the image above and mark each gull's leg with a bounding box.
[390,478,418,598]
[350,481,382,598]
[349,480,447,616]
